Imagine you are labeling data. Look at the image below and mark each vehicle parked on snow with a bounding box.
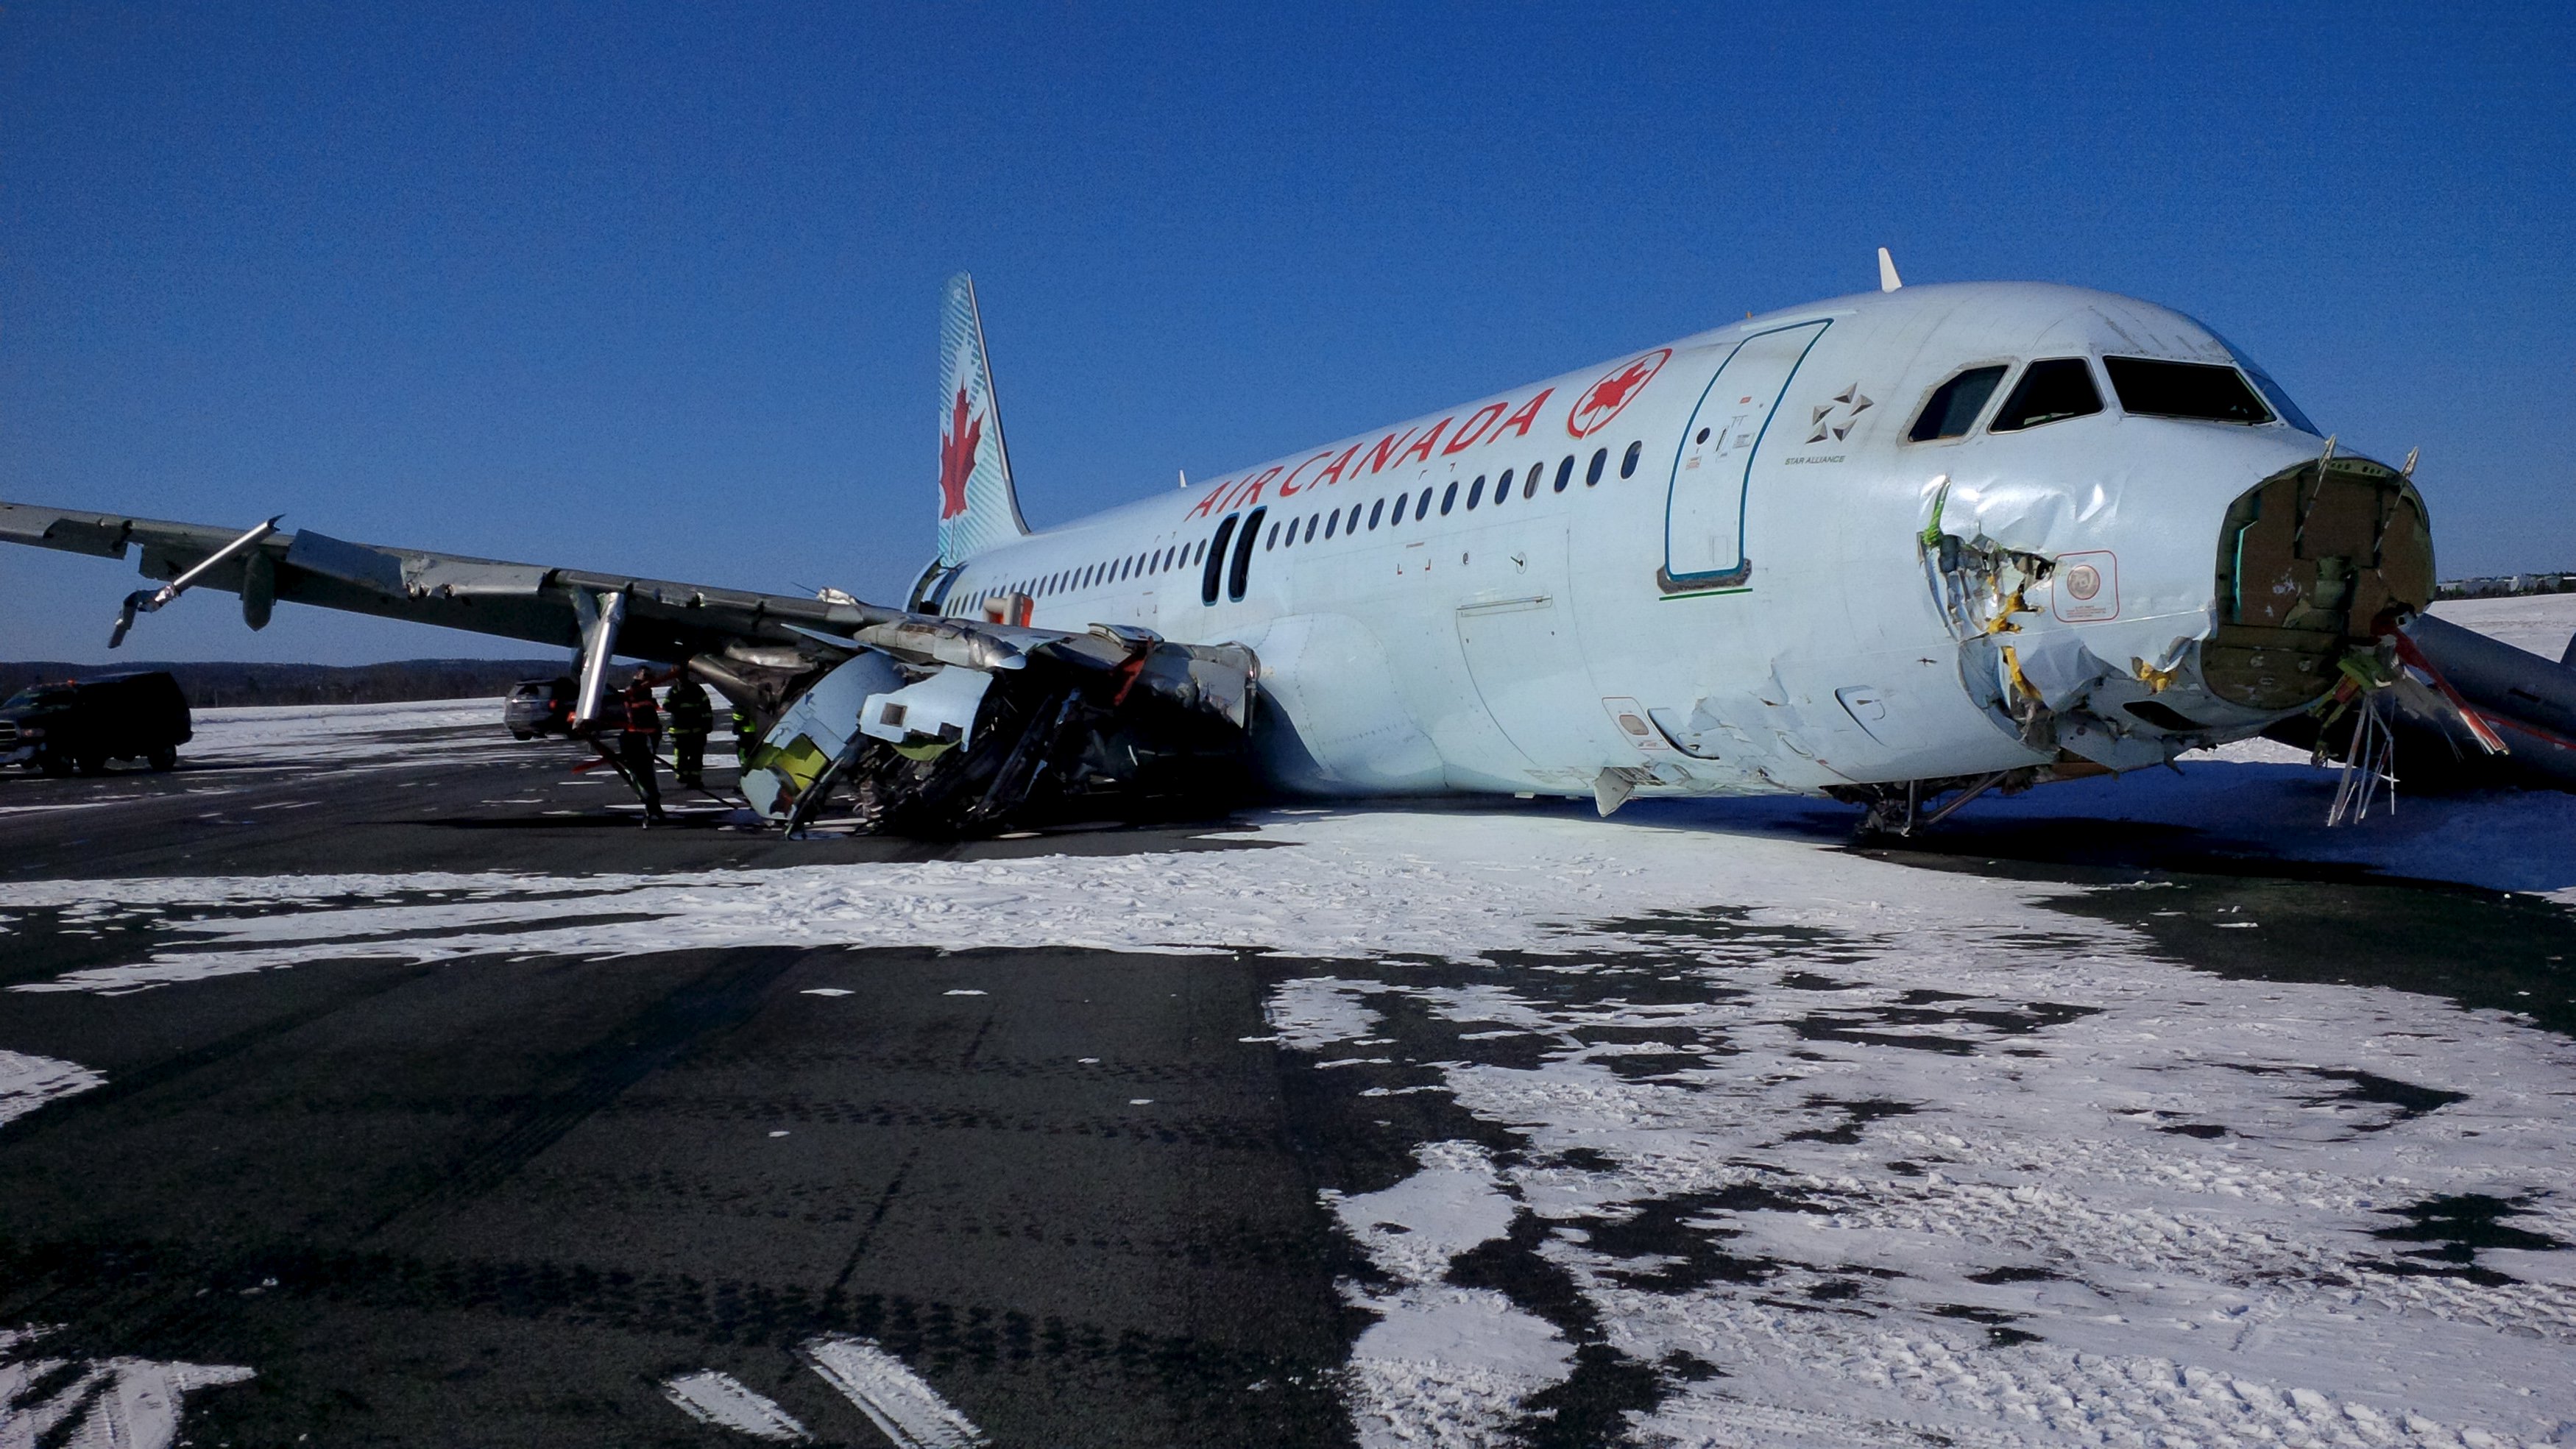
[0,670,193,776]
[502,676,578,739]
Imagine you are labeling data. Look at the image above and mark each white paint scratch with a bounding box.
[800,1335,985,1449]
[661,1369,809,1442]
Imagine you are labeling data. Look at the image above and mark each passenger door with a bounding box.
[1661,319,1830,594]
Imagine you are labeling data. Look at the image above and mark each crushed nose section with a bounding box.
[2207,454,2432,710]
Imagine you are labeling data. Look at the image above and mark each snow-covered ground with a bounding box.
[2429,592,2576,661]
[3,807,2572,1445]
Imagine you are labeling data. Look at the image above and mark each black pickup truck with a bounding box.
[0,670,194,775]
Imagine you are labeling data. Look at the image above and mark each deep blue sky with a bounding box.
[4,2,2570,663]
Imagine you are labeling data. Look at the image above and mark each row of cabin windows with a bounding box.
[955,536,1213,614]
[1203,439,1644,603]
[1907,354,2283,443]
[950,437,1649,614]
[1262,441,1643,555]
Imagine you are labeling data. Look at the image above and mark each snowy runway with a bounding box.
[4,798,2572,1445]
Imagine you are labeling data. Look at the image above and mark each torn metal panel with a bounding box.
[741,651,907,821]
[859,666,992,754]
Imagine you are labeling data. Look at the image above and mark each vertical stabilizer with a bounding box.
[937,273,1030,565]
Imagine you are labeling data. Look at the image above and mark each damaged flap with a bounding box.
[284,529,408,595]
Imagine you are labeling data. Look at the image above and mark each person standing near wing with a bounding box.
[619,666,668,825]
[664,674,714,789]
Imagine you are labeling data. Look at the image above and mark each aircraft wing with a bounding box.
[0,498,919,662]
[0,499,1257,834]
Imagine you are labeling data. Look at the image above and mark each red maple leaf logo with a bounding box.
[1568,350,1670,438]
[939,386,982,521]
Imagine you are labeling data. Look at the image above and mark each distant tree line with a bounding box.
[2438,574,2576,600]
[0,659,567,708]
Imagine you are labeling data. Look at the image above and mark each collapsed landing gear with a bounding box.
[1836,770,2027,837]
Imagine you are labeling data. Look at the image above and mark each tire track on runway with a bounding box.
[357,946,811,1241]
[0,962,442,1140]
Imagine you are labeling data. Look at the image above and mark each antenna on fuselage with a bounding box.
[1178,469,1189,490]
[1878,247,1903,292]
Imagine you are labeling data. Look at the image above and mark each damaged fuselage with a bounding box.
[914,280,2430,821]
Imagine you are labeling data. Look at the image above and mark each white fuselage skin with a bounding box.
[926,282,2343,802]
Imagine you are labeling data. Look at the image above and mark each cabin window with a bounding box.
[1620,441,1641,478]
[1265,522,1278,550]
[1368,497,1384,529]
[1908,364,2009,442]
[1989,358,2103,432]
[1304,514,1319,542]
[1440,481,1458,515]
[1348,502,1364,534]
[1553,456,1573,492]
[1228,507,1264,600]
[1200,516,1238,604]
[1325,510,1339,539]
[1416,486,1434,520]
[2103,356,2274,425]
[1586,448,1607,486]
[1468,475,1486,509]
[1524,464,1540,498]
[1695,428,1710,444]
[1494,468,1513,507]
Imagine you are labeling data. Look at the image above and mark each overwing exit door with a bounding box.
[1660,319,1829,594]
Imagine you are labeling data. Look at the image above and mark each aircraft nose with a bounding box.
[2202,452,2434,712]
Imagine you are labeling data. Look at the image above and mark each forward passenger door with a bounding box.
[1661,320,1830,595]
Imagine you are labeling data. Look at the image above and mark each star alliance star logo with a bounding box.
[1806,383,1873,444]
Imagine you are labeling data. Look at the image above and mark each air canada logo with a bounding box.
[1568,350,1669,439]
[939,386,982,521]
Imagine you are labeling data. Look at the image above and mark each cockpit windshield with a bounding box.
[2103,357,2274,425]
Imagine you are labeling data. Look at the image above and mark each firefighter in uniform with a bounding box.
[665,675,714,788]
[618,667,667,824]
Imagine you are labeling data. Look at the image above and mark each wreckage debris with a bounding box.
[737,624,1257,837]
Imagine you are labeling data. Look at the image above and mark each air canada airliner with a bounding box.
[1,256,2430,835]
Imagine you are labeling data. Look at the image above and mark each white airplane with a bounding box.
[0,257,2431,834]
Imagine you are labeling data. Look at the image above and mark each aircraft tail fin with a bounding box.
[937,272,1030,565]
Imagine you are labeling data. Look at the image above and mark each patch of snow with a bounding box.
[1266,977,1387,1050]
[1329,1142,1571,1448]
[0,1050,105,1127]
[662,1370,810,1442]
[0,1327,252,1449]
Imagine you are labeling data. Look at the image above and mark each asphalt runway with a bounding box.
[4,711,2573,1447]
[0,731,1365,1446]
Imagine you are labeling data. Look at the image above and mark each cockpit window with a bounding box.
[1908,365,2008,442]
[2103,356,2274,425]
[1988,358,2103,432]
